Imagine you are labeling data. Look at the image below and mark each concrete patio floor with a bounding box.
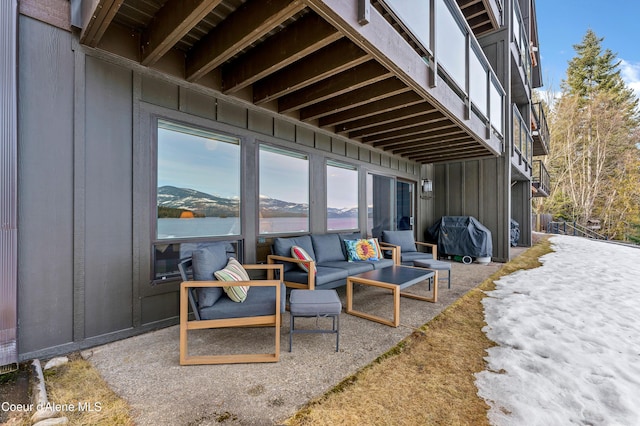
[88,255,518,425]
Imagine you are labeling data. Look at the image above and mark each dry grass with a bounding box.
[286,238,553,426]
[43,356,134,425]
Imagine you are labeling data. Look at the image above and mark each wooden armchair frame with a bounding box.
[267,254,317,290]
[376,243,400,265]
[179,263,284,365]
[380,240,437,261]
[415,241,438,259]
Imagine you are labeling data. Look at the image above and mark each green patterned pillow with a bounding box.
[344,238,382,261]
[214,257,250,302]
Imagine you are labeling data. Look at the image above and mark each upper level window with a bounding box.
[259,145,309,234]
[327,161,358,231]
[156,119,241,239]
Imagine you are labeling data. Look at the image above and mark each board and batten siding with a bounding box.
[18,16,75,357]
[16,14,422,359]
[434,157,511,262]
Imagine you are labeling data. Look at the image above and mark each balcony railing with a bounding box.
[513,105,532,170]
[512,0,532,87]
[532,159,550,197]
[531,102,549,156]
[547,221,607,240]
[379,0,506,139]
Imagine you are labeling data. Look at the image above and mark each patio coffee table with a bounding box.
[346,266,437,327]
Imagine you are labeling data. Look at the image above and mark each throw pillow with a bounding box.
[291,245,316,274]
[191,247,227,308]
[214,257,250,303]
[344,238,382,261]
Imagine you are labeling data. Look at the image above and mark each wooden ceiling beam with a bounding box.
[279,61,390,113]
[372,126,464,148]
[348,110,445,139]
[464,9,487,20]
[141,0,223,66]
[300,78,409,121]
[318,91,423,127]
[410,149,491,163]
[362,118,452,144]
[457,0,483,8]
[467,14,490,29]
[399,141,478,159]
[472,22,495,36]
[373,133,463,151]
[186,0,305,82]
[222,13,341,94]
[459,2,487,19]
[80,0,124,47]
[253,39,369,105]
[335,102,435,133]
[392,136,475,155]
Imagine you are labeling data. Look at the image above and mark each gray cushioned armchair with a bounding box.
[381,230,438,266]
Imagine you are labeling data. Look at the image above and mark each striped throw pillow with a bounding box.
[291,246,316,274]
[214,257,250,302]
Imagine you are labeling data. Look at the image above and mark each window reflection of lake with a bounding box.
[157,216,359,238]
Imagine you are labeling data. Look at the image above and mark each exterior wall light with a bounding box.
[421,179,433,193]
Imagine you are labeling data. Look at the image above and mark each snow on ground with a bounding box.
[476,235,640,426]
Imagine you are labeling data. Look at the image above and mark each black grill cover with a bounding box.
[427,216,493,258]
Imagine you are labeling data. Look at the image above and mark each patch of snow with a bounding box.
[476,235,640,426]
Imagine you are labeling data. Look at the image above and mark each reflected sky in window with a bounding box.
[157,127,240,198]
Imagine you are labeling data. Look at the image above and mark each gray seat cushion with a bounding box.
[311,234,346,263]
[413,259,451,270]
[317,260,373,274]
[382,230,417,253]
[198,283,286,320]
[401,251,434,263]
[284,266,348,287]
[362,257,395,270]
[290,289,342,316]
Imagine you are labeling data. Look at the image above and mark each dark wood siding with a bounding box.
[17,17,75,353]
[84,57,133,337]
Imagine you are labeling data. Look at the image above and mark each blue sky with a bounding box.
[536,0,640,98]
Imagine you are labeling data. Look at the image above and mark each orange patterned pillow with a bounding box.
[291,246,317,274]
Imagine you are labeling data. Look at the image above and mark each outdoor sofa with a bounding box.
[267,233,399,290]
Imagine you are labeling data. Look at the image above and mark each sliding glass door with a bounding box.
[367,174,414,237]
[396,180,414,231]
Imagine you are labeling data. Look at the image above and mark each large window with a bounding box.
[259,145,309,234]
[327,161,358,231]
[367,174,415,237]
[156,119,241,240]
[367,173,395,238]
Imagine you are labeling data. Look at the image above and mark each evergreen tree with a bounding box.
[544,29,640,241]
[562,29,638,116]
